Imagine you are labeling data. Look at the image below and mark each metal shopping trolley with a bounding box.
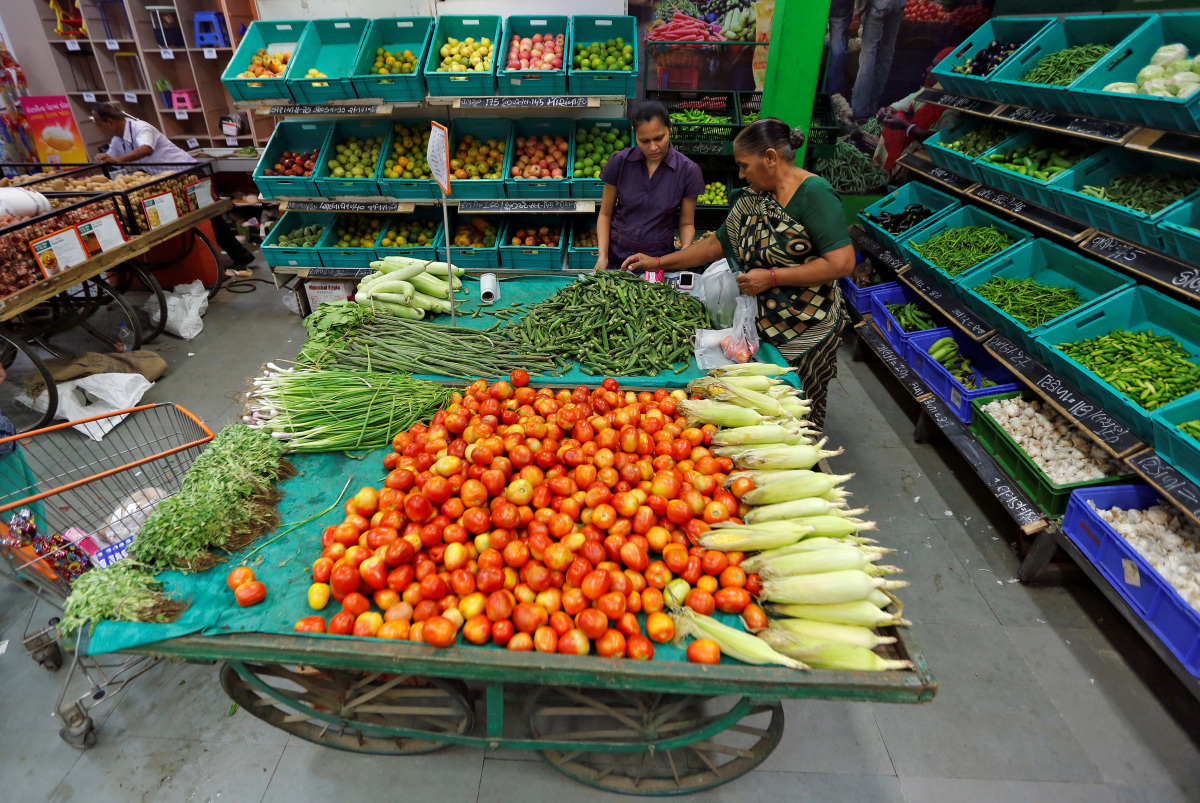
[0,403,213,747]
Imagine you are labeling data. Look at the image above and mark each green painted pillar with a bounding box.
[760,0,832,165]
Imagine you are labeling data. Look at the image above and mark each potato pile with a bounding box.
[0,171,64,187]
[36,170,168,193]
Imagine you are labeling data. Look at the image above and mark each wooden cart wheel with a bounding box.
[524,687,784,796]
[220,661,474,755]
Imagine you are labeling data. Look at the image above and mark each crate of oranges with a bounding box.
[447,119,511,200]
[351,18,433,102]
[378,121,441,200]
[448,214,501,271]
[318,214,389,267]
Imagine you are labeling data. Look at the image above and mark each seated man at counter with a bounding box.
[90,103,254,270]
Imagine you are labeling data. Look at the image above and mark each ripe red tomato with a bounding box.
[687,639,721,664]
[422,615,457,647]
[359,556,388,591]
[491,618,515,647]
[742,603,769,632]
[534,625,558,653]
[341,591,370,617]
[596,628,627,658]
[312,557,333,583]
[226,566,255,591]
[330,563,361,598]
[235,580,266,607]
[627,634,655,660]
[714,587,752,614]
[685,588,716,615]
[510,369,530,387]
[327,611,355,635]
[294,616,326,634]
[596,591,627,621]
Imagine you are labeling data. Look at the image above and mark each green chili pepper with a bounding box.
[974,277,1084,328]
[907,225,1016,277]
[1022,43,1112,85]
[1056,329,1200,411]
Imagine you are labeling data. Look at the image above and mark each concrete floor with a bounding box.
[2,261,1199,802]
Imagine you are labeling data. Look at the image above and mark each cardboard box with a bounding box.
[303,279,355,313]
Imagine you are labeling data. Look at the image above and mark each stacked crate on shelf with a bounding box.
[1161,199,1200,266]
[975,131,1099,213]
[923,115,1012,184]
[287,18,369,104]
[317,214,391,267]
[446,119,512,200]
[312,119,391,198]
[497,16,570,96]
[221,20,308,102]
[566,218,599,270]
[375,209,445,261]
[498,215,568,269]
[350,17,434,102]
[423,15,503,97]
[568,16,638,98]
[377,120,445,201]
[261,211,335,268]
[930,16,1056,101]
[1153,395,1200,488]
[869,284,944,360]
[898,205,1031,296]
[254,120,332,199]
[905,330,1021,423]
[570,119,631,199]
[447,213,502,270]
[505,118,574,199]
[858,181,961,252]
[645,90,740,143]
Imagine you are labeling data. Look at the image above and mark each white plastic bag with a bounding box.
[98,487,167,545]
[699,259,740,327]
[147,279,208,340]
[16,372,154,440]
[692,327,738,370]
[721,295,761,363]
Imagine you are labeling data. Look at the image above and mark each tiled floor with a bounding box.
[2,261,1199,802]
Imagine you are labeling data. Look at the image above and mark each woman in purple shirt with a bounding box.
[594,102,705,272]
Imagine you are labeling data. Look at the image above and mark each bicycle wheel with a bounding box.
[48,277,143,355]
[0,333,57,432]
[109,264,168,343]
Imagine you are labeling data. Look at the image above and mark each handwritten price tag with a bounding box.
[161,49,175,60]
[66,40,81,52]
[203,48,217,59]
[82,92,96,103]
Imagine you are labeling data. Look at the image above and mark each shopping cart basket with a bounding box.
[0,403,213,748]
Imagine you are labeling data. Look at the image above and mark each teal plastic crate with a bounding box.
[253,120,331,199]
[312,119,391,198]
[858,181,961,253]
[447,119,511,200]
[957,239,1135,345]
[970,390,1139,517]
[989,14,1150,114]
[923,116,1011,183]
[349,18,433,102]
[375,208,445,261]
[1073,13,1200,132]
[505,118,574,199]
[930,17,1056,101]
[287,18,368,104]
[1161,198,1200,266]
[498,16,569,96]
[317,214,390,268]
[898,205,1031,292]
[1151,393,1200,486]
[566,218,599,270]
[1035,285,1200,444]
[570,119,631,198]
[377,120,445,200]
[221,20,306,102]
[1051,147,1200,252]
[446,213,501,271]
[261,211,334,268]
[568,16,638,98]
[498,215,568,269]
[974,130,1099,213]
[424,16,502,98]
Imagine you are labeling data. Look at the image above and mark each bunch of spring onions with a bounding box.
[663,364,912,672]
[59,560,188,635]
[354,257,466,319]
[243,364,454,453]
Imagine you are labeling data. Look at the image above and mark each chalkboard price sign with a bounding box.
[285,200,401,213]
[457,96,590,109]
[971,185,1091,241]
[459,200,587,213]
[308,268,375,278]
[856,322,932,399]
[998,106,1134,142]
[1127,449,1200,523]
[900,266,993,341]
[849,226,908,271]
[916,88,1004,116]
[270,104,381,115]
[675,142,727,155]
[1082,233,1200,304]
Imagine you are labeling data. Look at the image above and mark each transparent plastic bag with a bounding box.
[699,259,739,328]
[692,327,738,370]
[723,294,760,363]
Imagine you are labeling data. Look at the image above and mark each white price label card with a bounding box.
[124,92,137,103]
[203,48,217,59]
[175,110,189,120]
[82,92,96,103]
[30,227,89,277]
[186,138,200,149]
[184,177,216,211]
[106,39,119,50]
[427,121,450,195]
[225,137,238,146]
[161,49,175,60]
[142,191,180,229]
[66,40,81,52]
[77,212,127,255]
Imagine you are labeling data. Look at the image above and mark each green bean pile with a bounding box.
[670,109,731,125]
[814,140,890,195]
[1080,173,1200,216]
[1179,419,1200,441]
[1056,329,1200,411]
[502,271,711,376]
[908,225,1016,276]
[974,277,1084,328]
[943,124,1010,158]
[885,303,936,332]
[984,140,1094,181]
[742,110,761,124]
[1021,43,1111,85]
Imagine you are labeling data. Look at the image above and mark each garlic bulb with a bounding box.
[981,398,1120,486]
[1089,499,1200,613]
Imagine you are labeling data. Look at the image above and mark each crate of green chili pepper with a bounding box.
[907,330,1021,424]
[1151,394,1200,487]
[930,16,1055,100]
[958,239,1134,346]
[858,181,961,252]
[1036,286,1200,444]
[646,89,740,142]
[868,283,944,359]
[1159,197,1200,267]
[975,130,1097,212]
[989,14,1149,114]
[923,117,1012,184]
[1052,148,1200,253]
[899,205,1031,296]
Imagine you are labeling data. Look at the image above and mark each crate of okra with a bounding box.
[1035,285,1200,445]
[898,205,1031,297]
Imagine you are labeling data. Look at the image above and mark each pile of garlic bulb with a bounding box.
[1089,500,1200,613]
[981,397,1122,485]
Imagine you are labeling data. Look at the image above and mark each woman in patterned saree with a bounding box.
[622,119,855,427]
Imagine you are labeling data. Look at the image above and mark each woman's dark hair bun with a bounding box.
[788,127,806,149]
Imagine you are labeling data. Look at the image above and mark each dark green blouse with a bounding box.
[715,176,851,268]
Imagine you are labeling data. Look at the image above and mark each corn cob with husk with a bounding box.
[737,471,853,505]
[740,539,887,573]
[690,375,783,393]
[760,569,908,605]
[730,439,842,470]
[743,499,865,523]
[677,399,765,428]
[699,523,817,552]
[758,629,913,671]
[768,601,911,628]
[690,378,794,418]
[671,607,810,670]
[708,363,796,378]
[754,547,901,580]
[766,619,897,649]
[712,424,818,447]
[767,384,805,398]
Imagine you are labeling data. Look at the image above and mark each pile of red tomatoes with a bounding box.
[294,373,768,661]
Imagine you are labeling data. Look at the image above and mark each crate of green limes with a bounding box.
[313,119,389,197]
[316,214,391,267]
[571,119,632,198]
[569,16,638,98]
[374,209,444,261]
[262,211,335,268]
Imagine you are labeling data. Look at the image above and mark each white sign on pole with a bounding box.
[426,121,451,196]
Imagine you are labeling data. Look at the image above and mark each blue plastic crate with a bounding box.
[956,239,1135,346]
[924,116,1012,183]
[974,130,1100,213]
[1062,483,1200,677]
[424,16,502,98]
[1073,13,1200,132]
[869,283,943,359]
[377,120,445,200]
[505,118,574,198]
[1150,393,1200,488]
[1160,197,1200,266]
[568,17,638,98]
[253,120,331,199]
[1035,285,1200,444]
[498,16,569,96]
[312,119,391,198]
[446,213,501,271]
[898,205,1031,292]
[858,182,961,253]
[498,215,568,269]
[287,18,369,104]
[349,18,433,103]
[930,17,1056,101]
[261,211,334,268]
[566,218,599,270]
[1051,147,1200,253]
[839,277,899,316]
[905,330,1020,423]
[375,208,445,261]
[988,14,1150,115]
[571,119,631,199]
[447,119,511,200]
[221,20,306,102]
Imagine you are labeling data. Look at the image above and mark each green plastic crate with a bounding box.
[375,208,445,261]
[376,119,445,200]
[221,20,306,102]
[898,205,1031,294]
[930,16,1056,101]
[1151,393,1200,487]
[570,119,631,198]
[647,90,740,142]
[446,212,501,271]
[424,16,502,98]
[349,17,433,102]
[253,120,332,199]
[1161,198,1200,266]
[505,118,574,199]
[261,211,334,268]
[312,119,391,198]
[498,16,569,96]
[970,390,1138,518]
[568,16,638,98]
[1035,285,1200,444]
[566,218,599,270]
[957,239,1135,346]
[316,214,390,268]
[447,119,511,200]
[498,214,568,269]
[287,18,369,104]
